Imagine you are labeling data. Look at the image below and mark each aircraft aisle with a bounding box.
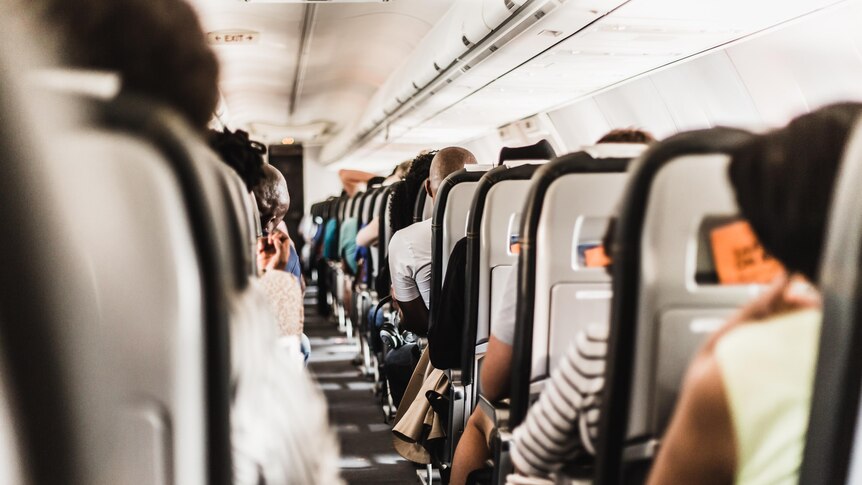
[305,288,419,484]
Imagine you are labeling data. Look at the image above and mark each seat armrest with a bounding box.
[478,395,510,432]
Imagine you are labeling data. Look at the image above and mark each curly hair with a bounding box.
[36,0,220,130]
[389,151,435,234]
[208,128,267,192]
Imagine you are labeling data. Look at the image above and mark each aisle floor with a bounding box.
[305,301,420,484]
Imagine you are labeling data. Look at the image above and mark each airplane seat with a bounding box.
[801,119,862,485]
[0,53,116,485]
[497,139,556,166]
[424,164,491,472]
[441,162,543,473]
[596,128,755,485]
[414,184,430,223]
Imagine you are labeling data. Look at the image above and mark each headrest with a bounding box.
[498,139,556,165]
[582,143,649,159]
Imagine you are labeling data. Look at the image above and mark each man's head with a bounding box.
[37,0,220,131]
[253,165,290,235]
[425,147,478,198]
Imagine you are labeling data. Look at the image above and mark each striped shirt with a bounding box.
[510,322,608,478]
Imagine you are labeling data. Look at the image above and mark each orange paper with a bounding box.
[710,221,783,284]
[585,245,611,268]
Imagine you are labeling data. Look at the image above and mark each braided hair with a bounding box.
[209,128,267,192]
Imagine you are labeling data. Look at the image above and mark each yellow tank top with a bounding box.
[714,308,821,485]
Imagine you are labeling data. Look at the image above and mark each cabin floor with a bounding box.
[305,291,420,484]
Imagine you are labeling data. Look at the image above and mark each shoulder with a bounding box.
[715,308,821,359]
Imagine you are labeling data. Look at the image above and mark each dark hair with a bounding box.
[208,128,266,191]
[367,176,386,187]
[729,102,862,283]
[38,0,220,130]
[597,128,655,144]
[389,151,435,234]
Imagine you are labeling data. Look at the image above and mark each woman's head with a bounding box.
[389,151,435,234]
[729,102,862,283]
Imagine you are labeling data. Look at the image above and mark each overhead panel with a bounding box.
[332,0,845,167]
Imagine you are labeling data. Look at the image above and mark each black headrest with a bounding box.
[498,139,556,166]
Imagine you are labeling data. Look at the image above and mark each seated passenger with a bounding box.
[647,103,860,485]
[255,164,302,284]
[450,129,655,485]
[33,1,340,481]
[36,0,218,132]
[388,147,477,334]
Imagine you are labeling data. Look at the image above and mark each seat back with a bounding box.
[801,120,862,485]
[0,51,104,485]
[509,153,631,428]
[462,164,542,383]
[429,166,491,325]
[597,129,755,484]
[414,184,431,223]
[350,191,364,220]
[95,95,248,485]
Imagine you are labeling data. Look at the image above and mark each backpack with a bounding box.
[427,237,468,369]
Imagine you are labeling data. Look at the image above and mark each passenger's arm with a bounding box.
[480,336,513,403]
[646,352,736,485]
[355,217,379,247]
[394,296,429,335]
[510,338,599,477]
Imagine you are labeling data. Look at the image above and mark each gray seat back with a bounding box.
[802,119,862,485]
[510,153,631,428]
[597,129,755,483]
[429,166,491,320]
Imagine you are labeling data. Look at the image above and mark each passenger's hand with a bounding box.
[257,230,291,273]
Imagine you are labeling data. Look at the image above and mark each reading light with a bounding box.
[282,137,295,145]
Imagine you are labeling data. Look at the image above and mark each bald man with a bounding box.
[255,165,302,282]
[388,147,478,335]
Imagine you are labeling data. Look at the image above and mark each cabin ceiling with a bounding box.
[190,0,845,168]
[188,0,454,144]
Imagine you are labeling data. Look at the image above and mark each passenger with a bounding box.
[647,103,860,485]
[450,129,655,485]
[255,165,303,285]
[35,0,219,131]
[208,128,266,192]
[338,168,376,196]
[388,147,477,334]
[32,1,340,482]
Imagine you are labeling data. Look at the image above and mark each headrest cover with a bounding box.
[582,143,649,159]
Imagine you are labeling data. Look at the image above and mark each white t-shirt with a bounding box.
[491,260,518,346]
[388,218,433,308]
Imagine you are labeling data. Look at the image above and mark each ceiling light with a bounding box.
[282,137,295,145]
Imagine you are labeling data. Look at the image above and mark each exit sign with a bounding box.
[207,30,261,45]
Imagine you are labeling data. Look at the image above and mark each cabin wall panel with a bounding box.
[546,1,862,150]
[592,77,678,140]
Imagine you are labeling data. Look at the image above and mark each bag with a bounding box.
[428,237,468,369]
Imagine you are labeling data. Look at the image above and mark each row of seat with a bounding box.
[308,126,862,485]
